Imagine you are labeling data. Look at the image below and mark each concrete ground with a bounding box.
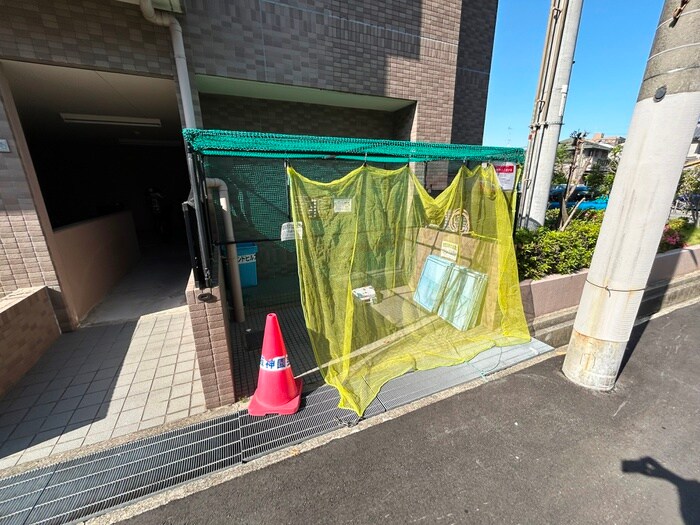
[123,302,700,525]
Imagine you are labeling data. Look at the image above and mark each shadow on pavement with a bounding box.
[622,456,700,524]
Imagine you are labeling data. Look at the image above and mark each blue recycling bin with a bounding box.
[236,242,258,287]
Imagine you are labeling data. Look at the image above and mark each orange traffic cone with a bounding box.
[248,313,303,416]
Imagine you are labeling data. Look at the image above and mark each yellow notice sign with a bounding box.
[440,241,458,262]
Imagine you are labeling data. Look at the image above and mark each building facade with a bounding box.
[0,0,499,406]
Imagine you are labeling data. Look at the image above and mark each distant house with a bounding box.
[687,121,700,165]
[559,133,625,177]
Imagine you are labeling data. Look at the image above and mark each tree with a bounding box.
[556,130,587,230]
[677,165,700,226]
[552,144,571,185]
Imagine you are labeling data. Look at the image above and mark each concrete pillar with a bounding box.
[563,0,700,389]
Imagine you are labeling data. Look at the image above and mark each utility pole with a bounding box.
[518,0,584,230]
[563,0,700,389]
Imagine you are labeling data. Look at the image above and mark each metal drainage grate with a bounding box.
[0,339,552,525]
[0,415,240,525]
[240,385,359,462]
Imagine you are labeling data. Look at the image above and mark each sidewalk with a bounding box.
[0,306,205,469]
[121,302,700,525]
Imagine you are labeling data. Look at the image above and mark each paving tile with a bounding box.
[9,394,41,411]
[143,401,168,420]
[111,422,140,439]
[93,366,120,382]
[78,391,108,409]
[101,397,126,416]
[36,389,64,405]
[70,371,97,386]
[40,411,73,432]
[155,364,177,378]
[83,431,112,446]
[116,406,145,428]
[61,383,90,400]
[16,381,51,397]
[22,402,56,422]
[53,396,83,414]
[0,408,29,427]
[173,371,193,385]
[167,396,190,414]
[87,377,114,395]
[174,361,194,374]
[189,405,206,417]
[19,445,54,463]
[128,380,153,397]
[139,358,160,371]
[0,424,17,442]
[80,359,105,373]
[122,393,149,412]
[165,409,189,423]
[46,376,75,392]
[133,368,157,383]
[57,424,91,443]
[0,436,33,458]
[120,363,140,375]
[69,404,101,425]
[52,438,86,455]
[161,345,179,357]
[0,452,21,470]
[109,385,131,400]
[138,417,165,431]
[171,382,192,399]
[177,351,197,363]
[114,373,136,388]
[147,387,172,404]
[9,418,45,439]
[29,430,61,449]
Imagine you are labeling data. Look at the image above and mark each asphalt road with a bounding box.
[125,302,700,525]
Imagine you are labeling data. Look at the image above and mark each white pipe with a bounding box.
[140,0,196,128]
[207,179,245,323]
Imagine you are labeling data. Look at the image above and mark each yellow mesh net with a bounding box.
[289,163,529,415]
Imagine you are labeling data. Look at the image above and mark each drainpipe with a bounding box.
[139,0,196,128]
[140,1,216,299]
[207,179,245,323]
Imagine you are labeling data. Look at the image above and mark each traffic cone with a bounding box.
[248,313,303,416]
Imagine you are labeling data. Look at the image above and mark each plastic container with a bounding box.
[236,242,258,287]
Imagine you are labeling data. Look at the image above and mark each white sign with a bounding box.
[280,221,303,241]
[493,162,517,190]
[333,198,353,213]
[237,253,256,264]
[440,241,458,262]
[0,139,9,153]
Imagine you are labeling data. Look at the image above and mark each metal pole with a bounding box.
[563,0,700,389]
[519,0,584,229]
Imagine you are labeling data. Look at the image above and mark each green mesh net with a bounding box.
[184,129,525,164]
[185,130,528,415]
[289,164,529,415]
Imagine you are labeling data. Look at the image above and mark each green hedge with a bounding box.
[515,212,603,280]
[516,212,698,281]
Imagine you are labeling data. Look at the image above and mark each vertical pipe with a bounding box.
[563,0,700,389]
[519,0,584,229]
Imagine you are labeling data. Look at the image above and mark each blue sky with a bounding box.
[483,0,664,147]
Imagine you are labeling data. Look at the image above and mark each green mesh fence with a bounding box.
[184,129,525,164]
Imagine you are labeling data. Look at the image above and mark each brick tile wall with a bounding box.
[201,94,397,138]
[0,1,173,77]
[182,0,495,144]
[186,263,236,409]
[0,287,61,399]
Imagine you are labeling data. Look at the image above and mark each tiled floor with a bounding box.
[0,306,205,470]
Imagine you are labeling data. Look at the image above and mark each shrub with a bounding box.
[659,217,689,252]
[515,215,602,280]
